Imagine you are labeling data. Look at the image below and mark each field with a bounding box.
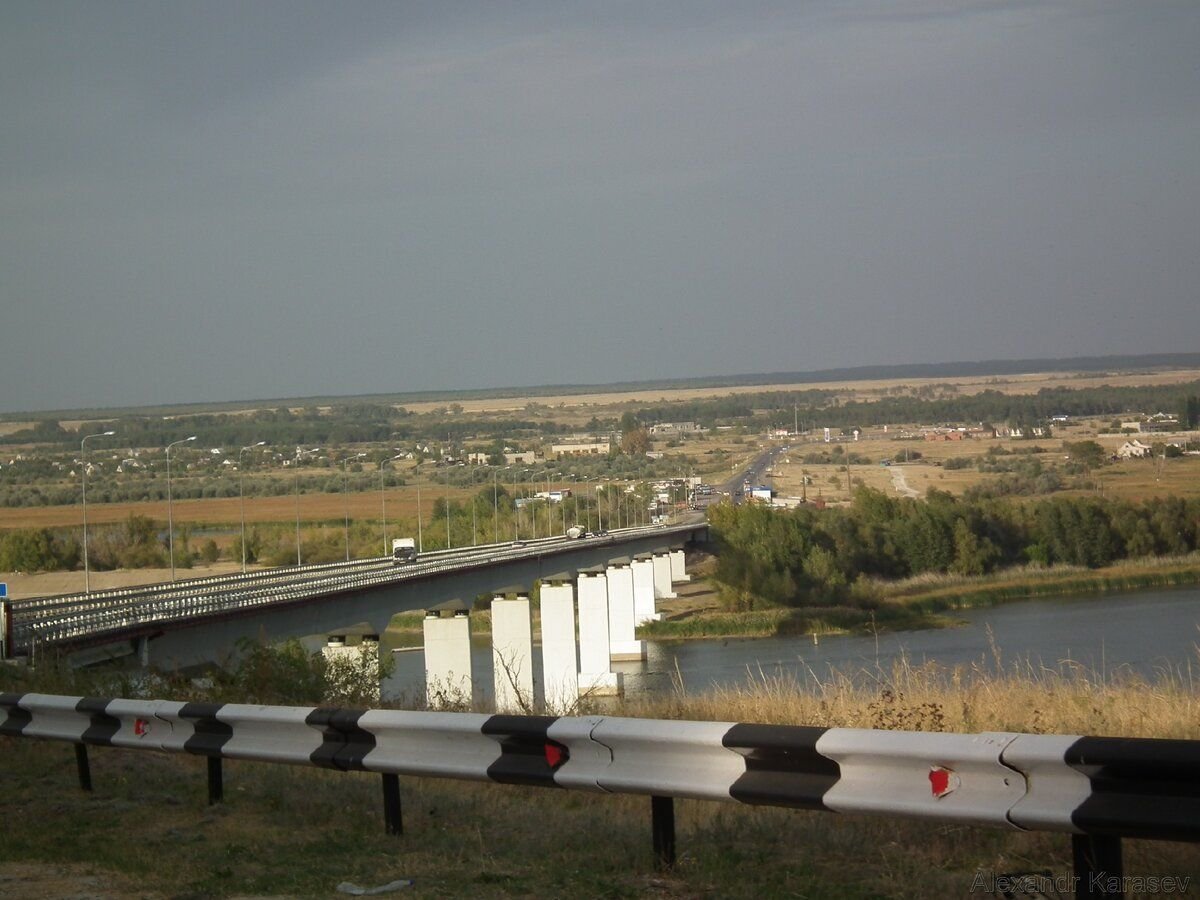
[765,433,1200,505]
[2,364,1198,595]
[359,366,1200,418]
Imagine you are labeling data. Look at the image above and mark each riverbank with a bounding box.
[640,554,1200,641]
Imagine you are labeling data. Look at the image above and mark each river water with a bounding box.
[383,586,1200,705]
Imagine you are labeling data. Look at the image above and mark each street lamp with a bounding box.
[295,447,321,566]
[80,429,115,594]
[563,474,577,534]
[416,476,424,553]
[493,467,505,543]
[238,442,266,574]
[343,453,367,561]
[166,436,196,582]
[379,453,404,556]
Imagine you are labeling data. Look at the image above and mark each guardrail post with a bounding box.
[382,773,403,835]
[74,743,92,792]
[651,795,675,869]
[207,756,224,805]
[1072,834,1123,898]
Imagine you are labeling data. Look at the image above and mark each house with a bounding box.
[550,441,610,458]
[648,422,700,436]
[466,452,490,465]
[1117,440,1153,459]
[504,451,537,465]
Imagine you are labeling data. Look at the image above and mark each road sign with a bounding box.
[0,583,6,598]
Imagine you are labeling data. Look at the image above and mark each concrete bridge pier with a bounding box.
[652,553,677,600]
[577,569,622,696]
[539,580,580,713]
[491,593,534,713]
[605,562,645,661]
[323,633,382,702]
[669,549,690,584]
[631,556,661,625]
[136,635,152,668]
[423,611,473,709]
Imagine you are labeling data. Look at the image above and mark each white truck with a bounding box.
[391,537,418,564]
[566,525,587,540]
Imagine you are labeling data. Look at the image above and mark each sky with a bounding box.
[2,1,1199,414]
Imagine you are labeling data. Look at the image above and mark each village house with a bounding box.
[1117,440,1153,459]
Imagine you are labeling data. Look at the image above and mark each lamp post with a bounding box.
[238,441,266,574]
[379,454,404,556]
[563,474,577,534]
[80,429,115,594]
[343,453,367,561]
[166,435,196,582]
[470,466,482,546]
[415,471,424,553]
[512,468,523,541]
[295,447,321,566]
[447,486,452,551]
[493,467,503,543]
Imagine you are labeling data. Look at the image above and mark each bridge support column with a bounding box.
[540,581,579,713]
[605,563,644,661]
[492,594,534,713]
[324,635,382,703]
[135,635,151,668]
[631,557,661,625]
[669,549,690,583]
[651,553,677,600]
[423,612,473,709]
[577,571,622,696]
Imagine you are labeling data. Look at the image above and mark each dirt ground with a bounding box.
[0,563,251,601]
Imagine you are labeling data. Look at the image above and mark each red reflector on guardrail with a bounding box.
[545,740,568,769]
[929,766,959,799]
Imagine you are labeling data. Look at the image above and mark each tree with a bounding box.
[620,428,651,456]
[1177,395,1199,429]
[1062,440,1106,470]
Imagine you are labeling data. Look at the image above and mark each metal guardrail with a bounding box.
[2,692,1194,894]
[3,524,702,657]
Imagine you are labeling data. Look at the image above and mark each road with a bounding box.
[890,465,920,498]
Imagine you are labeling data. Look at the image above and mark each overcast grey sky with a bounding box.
[2,1,1198,414]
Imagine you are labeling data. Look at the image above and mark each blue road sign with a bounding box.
[0,583,6,598]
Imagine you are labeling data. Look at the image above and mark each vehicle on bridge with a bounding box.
[566,525,587,539]
[392,538,418,564]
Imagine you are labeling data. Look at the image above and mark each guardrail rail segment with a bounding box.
[2,692,1196,895]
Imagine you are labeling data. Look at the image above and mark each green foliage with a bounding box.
[709,488,1200,610]
[210,639,331,705]
[0,527,79,572]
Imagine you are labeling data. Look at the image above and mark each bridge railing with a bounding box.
[1,692,1193,890]
[7,524,702,655]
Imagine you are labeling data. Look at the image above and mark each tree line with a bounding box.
[708,489,1200,611]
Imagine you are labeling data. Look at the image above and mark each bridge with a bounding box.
[0,522,708,672]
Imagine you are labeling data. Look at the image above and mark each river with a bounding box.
[383,586,1200,705]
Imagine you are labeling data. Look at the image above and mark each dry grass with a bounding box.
[628,653,1200,739]
[0,480,479,530]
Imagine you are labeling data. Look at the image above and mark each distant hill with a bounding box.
[6,351,1200,421]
